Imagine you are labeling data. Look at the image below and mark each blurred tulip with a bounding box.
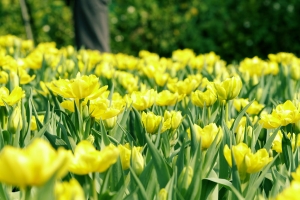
[8,105,22,133]
[0,138,72,187]
[131,146,144,175]
[69,141,119,175]
[55,178,85,200]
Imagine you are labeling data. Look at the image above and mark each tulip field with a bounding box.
[1,34,300,200]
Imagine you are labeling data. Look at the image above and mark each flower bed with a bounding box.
[0,35,300,200]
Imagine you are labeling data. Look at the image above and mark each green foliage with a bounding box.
[1,0,300,62]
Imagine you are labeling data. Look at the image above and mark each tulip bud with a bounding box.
[141,111,162,134]
[103,116,117,130]
[86,134,95,144]
[8,106,22,133]
[178,166,193,191]
[214,76,242,101]
[131,146,144,175]
[158,188,168,200]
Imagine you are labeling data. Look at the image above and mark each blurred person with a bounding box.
[67,0,110,52]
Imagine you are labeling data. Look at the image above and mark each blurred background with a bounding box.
[1,0,300,63]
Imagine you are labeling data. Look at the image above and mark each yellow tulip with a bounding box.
[69,141,119,175]
[191,89,217,108]
[178,166,193,190]
[118,143,131,170]
[156,90,184,106]
[214,76,242,101]
[224,143,272,180]
[130,89,157,111]
[141,111,162,134]
[0,86,24,106]
[48,73,108,100]
[162,110,182,131]
[55,178,85,200]
[233,98,264,115]
[8,105,22,133]
[0,71,8,84]
[259,100,300,128]
[0,138,72,187]
[158,188,168,200]
[187,123,223,149]
[131,146,144,175]
[276,181,300,200]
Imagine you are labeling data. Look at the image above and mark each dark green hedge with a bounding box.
[1,0,300,62]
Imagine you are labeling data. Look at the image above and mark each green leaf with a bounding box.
[44,131,69,149]
[187,115,198,156]
[0,183,8,200]
[36,174,56,200]
[230,150,242,200]
[263,127,280,151]
[129,167,149,200]
[110,106,131,142]
[282,131,294,172]
[145,133,171,188]
[204,178,245,200]
[230,100,254,133]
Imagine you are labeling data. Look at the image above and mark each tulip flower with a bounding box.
[224,143,272,180]
[47,73,108,100]
[69,141,119,175]
[141,111,162,134]
[214,76,242,101]
[0,86,24,106]
[161,110,183,132]
[0,138,72,187]
[130,89,157,111]
[55,178,85,200]
[187,123,223,149]
[8,105,23,133]
[131,146,144,175]
[191,89,217,108]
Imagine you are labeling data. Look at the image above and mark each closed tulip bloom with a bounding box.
[187,123,223,149]
[142,111,162,134]
[178,166,193,190]
[69,141,119,175]
[224,143,272,180]
[0,138,72,187]
[118,143,131,170]
[8,105,22,133]
[131,146,144,175]
[214,76,242,101]
[158,188,168,200]
[55,178,85,200]
[162,110,182,131]
[191,89,217,107]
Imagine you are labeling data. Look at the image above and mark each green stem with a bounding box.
[92,173,98,200]
[225,102,229,124]
[207,107,211,123]
[22,187,31,200]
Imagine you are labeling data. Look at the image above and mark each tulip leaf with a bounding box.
[263,127,280,151]
[129,167,149,200]
[230,100,254,134]
[57,122,73,151]
[131,107,146,146]
[44,131,69,149]
[109,157,125,191]
[185,144,202,200]
[110,106,131,142]
[36,174,56,200]
[204,178,245,200]
[187,115,198,156]
[230,150,242,200]
[0,183,8,200]
[0,126,4,150]
[282,131,294,172]
[99,119,111,146]
[145,169,158,199]
[145,133,171,188]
